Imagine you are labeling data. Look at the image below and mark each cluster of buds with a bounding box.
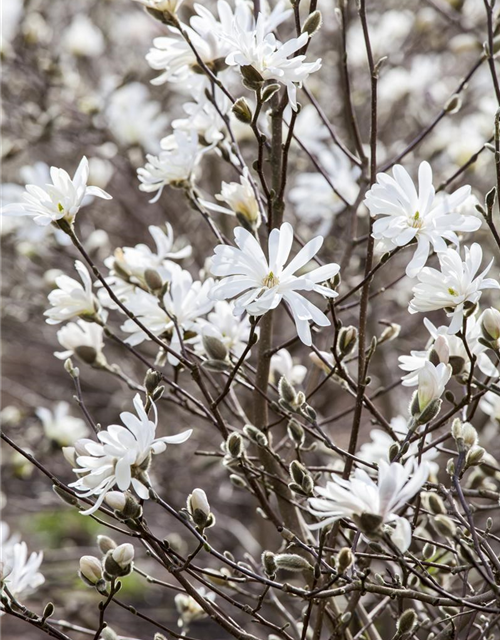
[243,424,268,448]
[144,369,165,404]
[450,419,485,473]
[480,307,500,351]
[103,543,135,580]
[278,376,316,422]
[288,460,314,497]
[186,488,215,531]
[105,491,143,520]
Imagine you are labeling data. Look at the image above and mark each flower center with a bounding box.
[409,210,424,229]
[262,271,279,288]
[448,287,458,297]
[58,202,64,213]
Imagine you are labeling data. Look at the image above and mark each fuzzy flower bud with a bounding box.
[187,488,214,529]
[261,551,277,577]
[112,543,135,569]
[274,553,312,572]
[337,548,354,574]
[226,432,244,458]
[79,555,103,586]
[231,97,253,123]
[397,609,417,635]
[338,325,358,357]
[434,515,457,538]
[97,535,117,554]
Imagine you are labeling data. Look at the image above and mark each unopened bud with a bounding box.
[274,553,312,572]
[482,308,500,344]
[112,543,134,569]
[444,94,462,114]
[261,83,281,103]
[52,484,79,506]
[423,543,436,559]
[302,10,322,36]
[434,515,457,538]
[79,555,103,586]
[337,547,354,574]
[466,446,485,467]
[397,608,417,635]
[187,488,213,529]
[97,535,117,554]
[202,334,228,362]
[74,345,98,365]
[287,419,305,447]
[231,97,253,123]
[243,424,268,447]
[227,432,244,458]
[338,326,358,357]
[427,493,447,515]
[262,551,277,577]
[100,628,118,640]
[229,474,246,488]
[240,65,264,91]
[279,376,297,405]
[144,269,163,292]
[144,369,162,394]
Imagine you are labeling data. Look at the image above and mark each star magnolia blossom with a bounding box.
[55,320,105,363]
[414,361,451,414]
[225,23,321,110]
[196,300,255,358]
[2,156,111,226]
[70,394,192,514]
[36,402,88,446]
[399,316,497,385]
[122,266,214,362]
[358,416,440,476]
[409,244,500,334]
[202,171,261,231]
[364,161,480,278]
[44,260,101,325]
[308,460,429,552]
[210,223,340,346]
[1,540,44,604]
[137,131,203,202]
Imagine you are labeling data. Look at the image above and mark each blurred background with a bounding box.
[2,0,500,637]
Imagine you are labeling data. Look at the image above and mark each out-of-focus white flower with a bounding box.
[414,361,451,415]
[225,17,321,110]
[55,320,105,364]
[210,223,340,346]
[309,350,334,374]
[36,402,88,446]
[106,83,169,152]
[202,171,261,230]
[175,586,216,628]
[271,349,307,386]
[480,391,500,423]
[137,131,203,202]
[45,260,102,325]
[2,157,111,227]
[290,147,360,232]
[122,267,214,363]
[357,416,440,476]
[1,539,44,604]
[481,307,500,345]
[1,0,23,55]
[133,0,184,12]
[364,162,480,278]
[172,92,229,146]
[399,316,497,385]
[409,244,500,334]
[70,394,192,514]
[100,224,191,303]
[196,301,254,358]
[62,16,105,58]
[308,460,429,552]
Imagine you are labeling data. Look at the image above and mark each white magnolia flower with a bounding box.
[44,260,101,325]
[55,320,106,364]
[137,131,203,202]
[480,391,500,423]
[202,171,261,230]
[210,223,340,346]
[414,361,451,415]
[196,301,254,358]
[308,460,429,552]
[133,0,184,13]
[290,147,360,233]
[100,224,191,303]
[364,161,480,278]
[106,83,169,152]
[175,586,216,628]
[146,1,291,86]
[225,19,321,110]
[172,92,230,146]
[358,416,440,476]
[270,349,307,386]
[399,316,497,385]
[1,539,44,603]
[70,394,192,514]
[409,244,500,334]
[2,157,111,227]
[36,402,88,446]
[122,266,214,362]
[62,15,105,58]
